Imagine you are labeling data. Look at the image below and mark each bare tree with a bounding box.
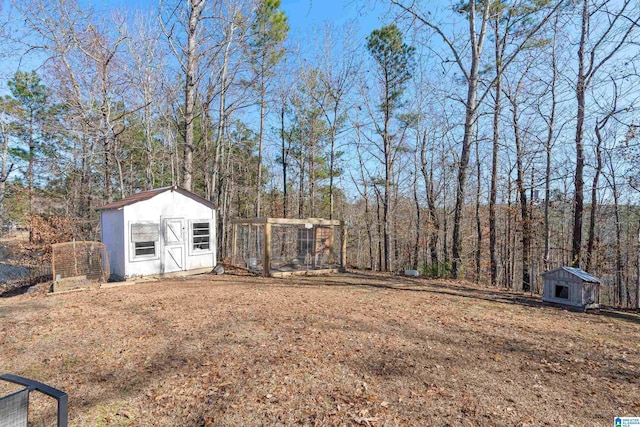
[570,0,640,267]
[124,13,167,190]
[209,2,248,206]
[504,66,533,291]
[247,0,288,216]
[311,24,358,219]
[540,12,561,272]
[159,0,209,192]
[391,0,562,278]
[73,14,128,202]
[585,79,623,271]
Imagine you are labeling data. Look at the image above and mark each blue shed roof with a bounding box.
[542,266,601,283]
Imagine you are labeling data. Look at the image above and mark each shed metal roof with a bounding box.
[96,186,216,211]
[542,266,601,283]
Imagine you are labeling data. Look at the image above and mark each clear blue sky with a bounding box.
[84,0,391,43]
[84,0,389,27]
[281,0,389,34]
[0,0,390,79]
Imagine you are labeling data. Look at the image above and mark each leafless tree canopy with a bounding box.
[1,0,640,306]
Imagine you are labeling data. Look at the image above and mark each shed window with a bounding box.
[131,223,159,242]
[192,222,211,251]
[555,285,569,299]
[135,241,156,257]
[130,223,159,260]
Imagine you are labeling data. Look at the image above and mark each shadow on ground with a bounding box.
[274,271,640,325]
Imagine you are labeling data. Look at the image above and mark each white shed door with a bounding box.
[163,218,185,273]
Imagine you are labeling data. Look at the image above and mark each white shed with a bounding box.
[542,266,600,309]
[97,186,216,281]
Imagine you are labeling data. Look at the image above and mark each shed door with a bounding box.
[163,218,185,273]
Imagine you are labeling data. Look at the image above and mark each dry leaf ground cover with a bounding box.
[1,272,639,426]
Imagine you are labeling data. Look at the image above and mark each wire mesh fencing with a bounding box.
[51,241,109,283]
[231,219,344,276]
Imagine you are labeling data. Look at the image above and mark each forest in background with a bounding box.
[1,0,640,307]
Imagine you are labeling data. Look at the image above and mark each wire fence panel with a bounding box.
[233,224,265,272]
[231,219,343,276]
[270,224,341,272]
[51,241,109,282]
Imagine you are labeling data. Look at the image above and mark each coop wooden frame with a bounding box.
[230,217,347,277]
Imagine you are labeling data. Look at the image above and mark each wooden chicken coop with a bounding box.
[230,217,347,277]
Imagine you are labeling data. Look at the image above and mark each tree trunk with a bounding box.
[376,189,384,272]
[256,65,266,216]
[382,99,392,272]
[212,19,235,205]
[309,136,316,217]
[28,110,35,243]
[586,120,605,272]
[451,0,489,279]
[0,121,10,238]
[475,136,482,284]
[356,135,374,269]
[613,181,622,305]
[543,26,557,271]
[413,149,421,270]
[182,0,204,192]
[144,100,154,190]
[489,16,503,286]
[442,147,450,270]
[510,92,531,292]
[280,103,288,218]
[298,151,305,218]
[421,132,440,271]
[328,103,338,219]
[505,173,514,288]
[571,0,589,267]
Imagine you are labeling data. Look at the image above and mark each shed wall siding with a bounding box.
[120,191,216,278]
[542,267,600,308]
[101,210,125,280]
[542,278,582,307]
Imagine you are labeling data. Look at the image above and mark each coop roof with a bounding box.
[231,217,342,226]
[542,266,601,283]
[96,186,216,211]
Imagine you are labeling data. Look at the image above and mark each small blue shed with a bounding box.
[542,266,600,309]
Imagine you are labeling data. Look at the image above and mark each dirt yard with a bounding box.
[1,273,639,426]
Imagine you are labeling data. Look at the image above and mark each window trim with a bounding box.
[134,241,156,257]
[189,219,214,255]
[129,221,160,262]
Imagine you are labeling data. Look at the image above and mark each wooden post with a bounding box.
[313,225,319,268]
[328,227,335,267]
[340,221,347,272]
[73,240,78,277]
[264,222,272,277]
[231,223,237,267]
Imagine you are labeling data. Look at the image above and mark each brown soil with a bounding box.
[1,273,639,426]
